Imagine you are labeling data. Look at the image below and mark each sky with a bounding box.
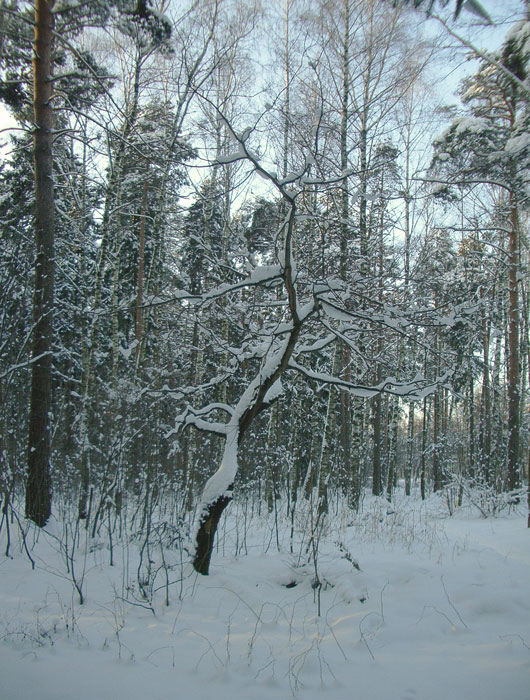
[0,1,526,161]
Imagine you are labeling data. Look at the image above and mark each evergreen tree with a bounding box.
[431,14,530,490]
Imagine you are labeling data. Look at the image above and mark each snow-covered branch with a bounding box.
[287,359,452,401]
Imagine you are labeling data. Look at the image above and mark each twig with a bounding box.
[441,576,468,630]
[499,634,530,653]
[10,508,35,569]
[118,595,155,616]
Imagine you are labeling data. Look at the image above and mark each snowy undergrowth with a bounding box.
[0,492,529,700]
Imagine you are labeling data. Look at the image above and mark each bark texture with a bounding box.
[507,197,521,490]
[26,0,55,527]
[193,492,232,575]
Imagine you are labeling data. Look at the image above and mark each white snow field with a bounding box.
[0,493,528,700]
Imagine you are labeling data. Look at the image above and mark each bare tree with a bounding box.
[163,100,455,574]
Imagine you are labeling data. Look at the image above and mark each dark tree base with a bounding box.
[193,491,232,575]
[25,468,51,528]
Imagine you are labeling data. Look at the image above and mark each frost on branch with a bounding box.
[169,104,465,575]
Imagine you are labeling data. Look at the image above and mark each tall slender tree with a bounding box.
[25,0,55,526]
[431,12,530,490]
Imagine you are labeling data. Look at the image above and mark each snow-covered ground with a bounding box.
[0,494,528,700]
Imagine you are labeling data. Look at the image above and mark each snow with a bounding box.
[296,334,335,354]
[504,19,530,53]
[431,182,449,195]
[454,117,489,136]
[295,299,316,321]
[461,0,491,22]
[320,299,354,323]
[263,377,283,404]
[255,167,275,180]
[118,340,138,360]
[196,426,238,511]
[216,148,245,164]
[505,133,530,155]
[249,265,282,283]
[382,314,410,330]
[279,168,307,185]
[1,495,529,700]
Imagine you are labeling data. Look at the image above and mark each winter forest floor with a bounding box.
[0,491,529,700]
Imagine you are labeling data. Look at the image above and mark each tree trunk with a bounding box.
[193,278,305,574]
[432,331,444,492]
[193,491,232,575]
[135,180,148,369]
[338,0,352,498]
[405,402,414,496]
[467,369,475,479]
[26,0,55,527]
[318,345,341,514]
[478,291,492,483]
[420,394,428,501]
[372,392,383,495]
[265,402,280,513]
[386,397,399,501]
[507,196,521,491]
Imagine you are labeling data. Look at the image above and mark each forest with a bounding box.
[0,0,529,698]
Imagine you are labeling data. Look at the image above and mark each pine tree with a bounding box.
[431,15,530,491]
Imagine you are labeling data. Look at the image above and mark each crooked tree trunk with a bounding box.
[192,190,303,574]
[193,302,304,574]
[26,0,55,527]
[193,474,232,576]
